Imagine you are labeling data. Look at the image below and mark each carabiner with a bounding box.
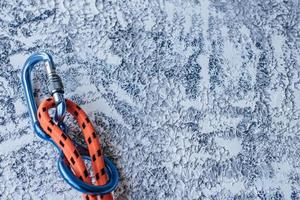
[22,52,66,139]
[22,52,119,196]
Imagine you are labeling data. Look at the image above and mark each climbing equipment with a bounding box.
[22,52,119,200]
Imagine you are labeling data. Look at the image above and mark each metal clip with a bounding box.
[21,52,66,138]
[22,52,119,195]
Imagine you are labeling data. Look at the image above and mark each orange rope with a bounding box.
[37,97,113,200]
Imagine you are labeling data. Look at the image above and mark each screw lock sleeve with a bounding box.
[47,73,64,95]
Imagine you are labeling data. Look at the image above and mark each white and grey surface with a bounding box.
[1,0,300,199]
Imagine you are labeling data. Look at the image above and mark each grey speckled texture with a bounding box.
[1,0,300,199]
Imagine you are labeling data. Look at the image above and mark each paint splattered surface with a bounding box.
[0,0,300,199]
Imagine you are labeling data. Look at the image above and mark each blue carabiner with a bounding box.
[22,52,66,129]
[22,52,119,195]
[22,52,59,139]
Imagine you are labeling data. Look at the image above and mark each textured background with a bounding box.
[1,0,300,199]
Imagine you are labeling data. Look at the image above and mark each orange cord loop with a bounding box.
[37,97,114,200]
